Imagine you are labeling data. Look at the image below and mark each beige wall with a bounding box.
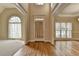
[0,4,55,45]
[0,8,27,42]
[55,16,79,39]
[0,15,1,38]
[26,4,54,44]
[51,15,55,44]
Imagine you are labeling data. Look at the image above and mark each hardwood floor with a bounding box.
[14,41,79,56]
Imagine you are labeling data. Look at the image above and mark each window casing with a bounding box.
[55,22,72,38]
[8,16,22,39]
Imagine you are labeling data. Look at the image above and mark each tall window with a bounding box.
[55,22,72,38]
[8,16,22,39]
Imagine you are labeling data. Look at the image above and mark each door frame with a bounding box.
[33,15,45,40]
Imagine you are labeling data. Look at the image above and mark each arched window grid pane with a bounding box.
[8,16,22,39]
[55,22,72,39]
[9,16,21,23]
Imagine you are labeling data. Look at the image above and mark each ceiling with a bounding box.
[56,3,79,17]
[0,3,16,14]
[0,3,28,15]
[1,3,79,17]
[0,3,60,16]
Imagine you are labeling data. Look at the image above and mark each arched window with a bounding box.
[8,16,22,39]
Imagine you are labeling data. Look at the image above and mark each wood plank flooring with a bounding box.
[14,41,79,56]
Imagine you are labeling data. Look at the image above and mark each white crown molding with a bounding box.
[57,14,79,17]
[35,3,44,5]
[52,3,62,15]
[13,3,27,16]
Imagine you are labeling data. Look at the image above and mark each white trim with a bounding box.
[57,14,79,17]
[52,3,62,15]
[8,16,22,39]
[35,3,44,5]
[34,18,45,40]
[14,3,27,15]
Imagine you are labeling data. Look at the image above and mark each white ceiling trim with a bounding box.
[57,14,79,17]
[52,3,62,15]
[14,3,27,16]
